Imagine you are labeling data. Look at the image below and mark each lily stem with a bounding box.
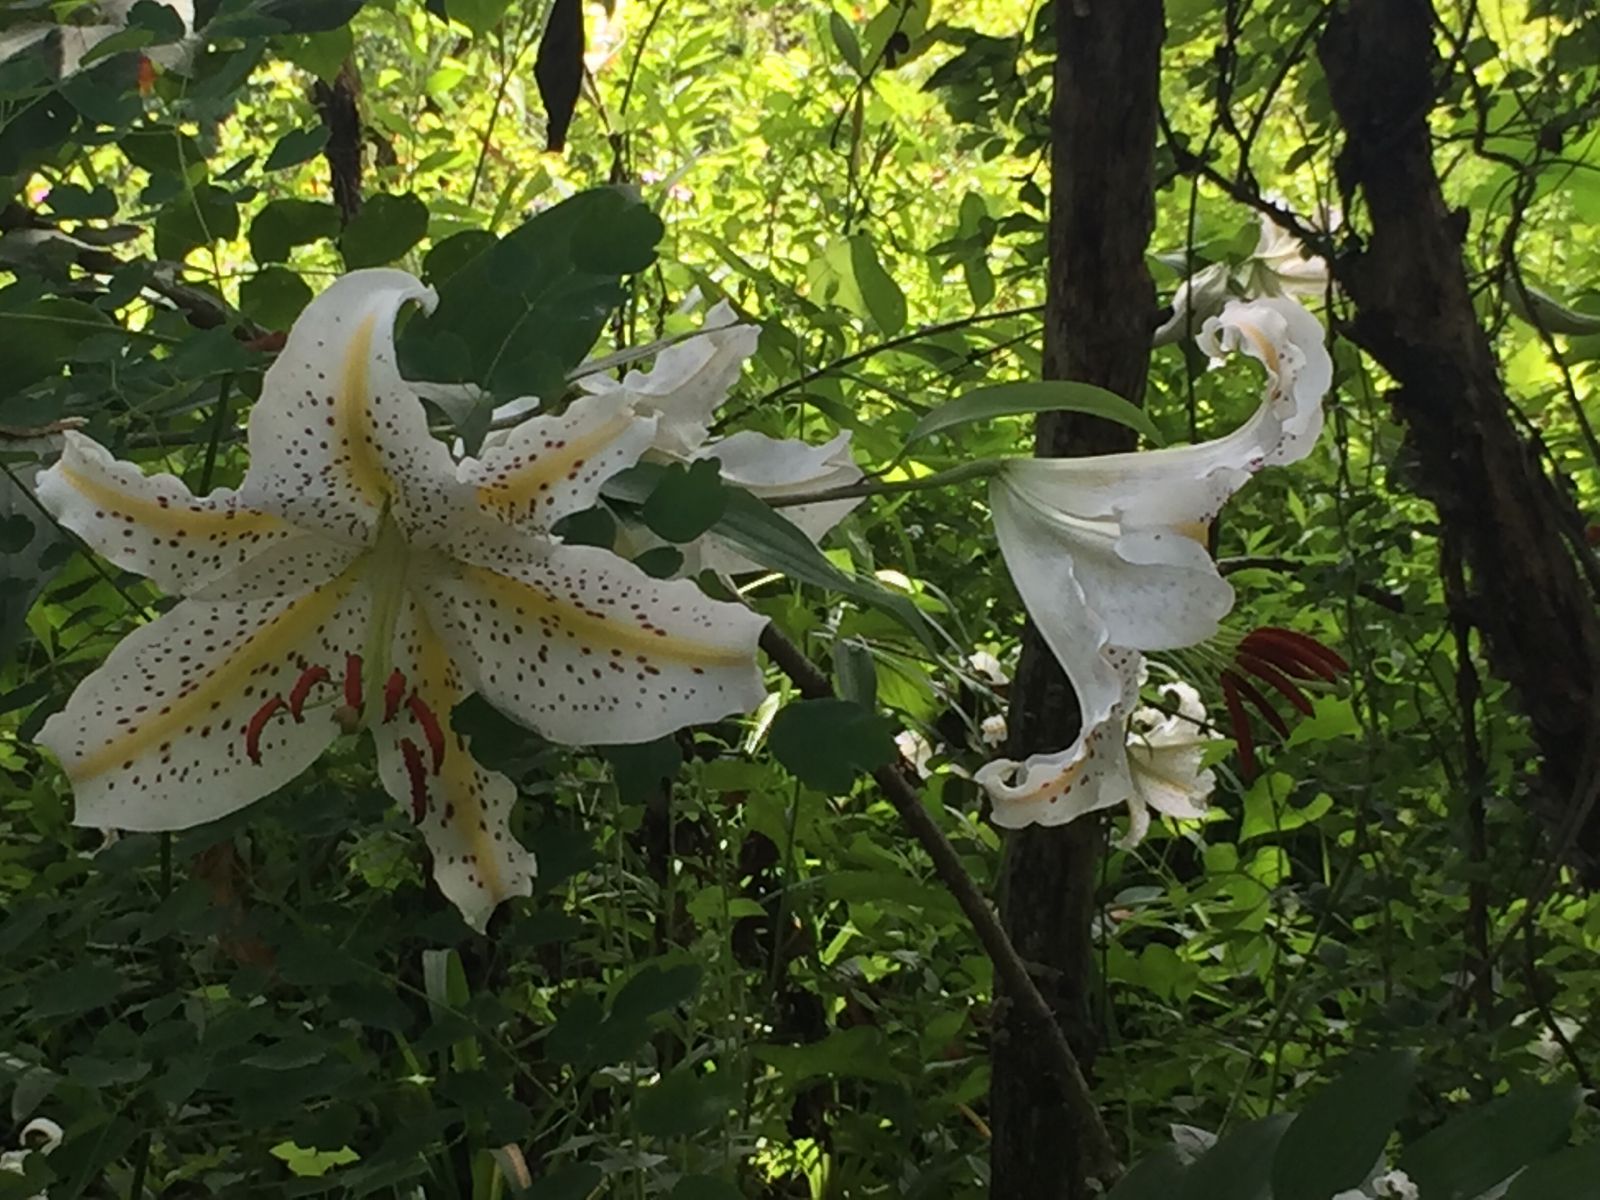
[757,625,1120,1180]
[762,458,1004,509]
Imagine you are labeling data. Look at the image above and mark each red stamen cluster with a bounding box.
[1220,626,1348,778]
[242,654,448,826]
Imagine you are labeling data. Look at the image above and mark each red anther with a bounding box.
[245,696,287,765]
[288,664,331,721]
[399,738,429,824]
[1220,672,1256,780]
[1253,626,1348,678]
[382,670,407,723]
[343,653,364,710]
[406,694,446,774]
[1237,650,1316,716]
[1239,629,1323,681]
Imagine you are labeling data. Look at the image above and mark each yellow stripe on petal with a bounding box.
[473,412,637,514]
[458,561,755,668]
[56,463,285,540]
[335,312,394,508]
[72,562,366,781]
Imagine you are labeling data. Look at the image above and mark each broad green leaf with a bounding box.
[809,233,907,334]
[671,1178,744,1200]
[1181,1114,1294,1200]
[768,698,897,793]
[830,10,864,72]
[1398,1083,1582,1200]
[755,1026,900,1083]
[528,1164,602,1200]
[0,292,113,393]
[239,266,312,331]
[398,188,663,399]
[263,125,330,171]
[274,26,355,81]
[601,737,683,805]
[268,1142,359,1178]
[641,458,728,542]
[29,962,124,1018]
[833,636,878,708]
[1107,1148,1188,1200]
[906,381,1163,448]
[120,125,206,177]
[449,0,515,36]
[632,1068,739,1138]
[1271,1050,1418,1200]
[341,192,429,269]
[154,185,239,259]
[1504,1137,1600,1198]
[250,199,342,264]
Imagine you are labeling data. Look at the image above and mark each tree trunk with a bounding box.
[989,3,1164,1196]
[1319,0,1600,871]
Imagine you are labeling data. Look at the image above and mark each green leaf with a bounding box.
[768,698,897,793]
[274,26,355,82]
[269,1141,359,1178]
[1505,1137,1600,1199]
[1271,1050,1418,1200]
[812,233,906,334]
[264,125,330,171]
[0,292,113,393]
[1107,1148,1188,1200]
[602,737,683,805]
[906,381,1163,448]
[44,183,116,219]
[1181,1114,1294,1200]
[239,266,312,331]
[449,0,515,36]
[250,199,342,263]
[833,636,878,708]
[29,962,124,1018]
[671,1178,744,1200]
[830,10,864,72]
[641,458,728,543]
[121,125,206,178]
[611,962,702,1025]
[755,1026,899,1083]
[398,188,663,398]
[528,1164,602,1200]
[155,185,240,259]
[632,1068,739,1138]
[710,486,940,651]
[1398,1083,1582,1200]
[341,192,430,269]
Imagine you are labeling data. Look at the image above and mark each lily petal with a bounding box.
[240,269,453,544]
[579,301,759,458]
[459,388,658,533]
[416,526,767,745]
[35,430,301,597]
[372,599,534,932]
[38,540,371,830]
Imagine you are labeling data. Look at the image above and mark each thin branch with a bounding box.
[758,624,1119,1179]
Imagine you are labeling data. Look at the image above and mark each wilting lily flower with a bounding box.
[989,296,1329,747]
[35,270,767,931]
[575,302,865,572]
[976,652,1217,845]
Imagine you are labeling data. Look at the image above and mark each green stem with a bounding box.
[763,457,1006,509]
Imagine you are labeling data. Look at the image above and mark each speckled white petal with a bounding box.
[38,544,372,830]
[371,599,534,933]
[34,430,304,597]
[1198,296,1329,466]
[974,650,1144,829]
[458,389,658,534]
[579,301,759,457]
[239,269,455,545]
[417,528,768,745]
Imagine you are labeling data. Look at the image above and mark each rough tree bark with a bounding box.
[1319,0,1600,869]
[990,3,1164,1196]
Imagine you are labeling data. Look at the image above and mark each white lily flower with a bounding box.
[0,1117,62,1200]
[1153,209,1331,346]
[35,270,767,932]
[966,649,1009,687]
[979,714,1008,748]
[576,302,866,571]
[975,653,1217,845]
[989,296,1329,746]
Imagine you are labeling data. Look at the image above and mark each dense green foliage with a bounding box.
[2,1,1598,1197]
